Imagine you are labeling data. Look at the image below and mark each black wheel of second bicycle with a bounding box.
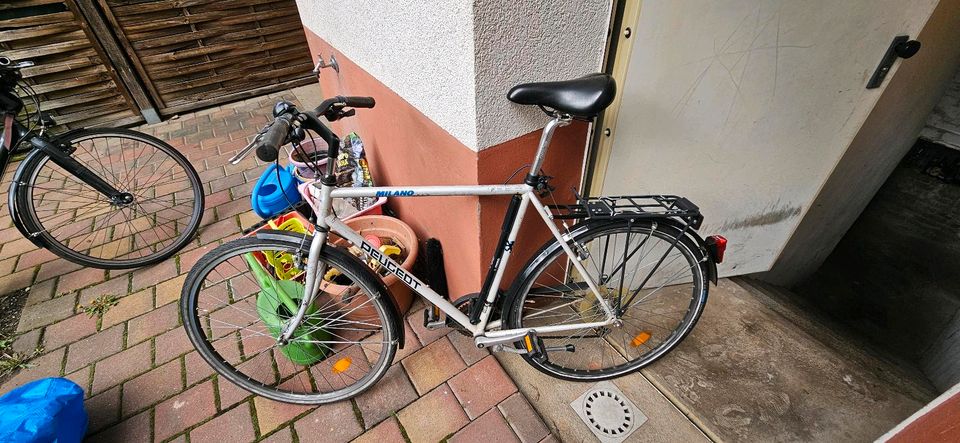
[14,128,203,269]
[503,219,709,381]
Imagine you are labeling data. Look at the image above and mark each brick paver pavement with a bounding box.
[0,87,553,442]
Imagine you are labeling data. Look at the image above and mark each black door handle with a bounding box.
[867,35,921,89]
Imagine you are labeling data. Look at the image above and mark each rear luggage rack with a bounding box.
[548,195,704,229]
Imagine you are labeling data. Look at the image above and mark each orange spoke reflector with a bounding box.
[630,331,652,347]
[332,357,352,374]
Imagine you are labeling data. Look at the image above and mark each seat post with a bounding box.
[526,115,571,183]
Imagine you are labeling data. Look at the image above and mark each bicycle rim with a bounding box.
[506,220,707,380]
[17,129,203,269]
[180,236,397,404]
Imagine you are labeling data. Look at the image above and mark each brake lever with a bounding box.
[228,123,272,165]
[227,135,261,165]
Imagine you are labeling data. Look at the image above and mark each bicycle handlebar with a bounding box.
[255,113,292,162]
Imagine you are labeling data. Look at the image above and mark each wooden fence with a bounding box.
[0,0,314,129]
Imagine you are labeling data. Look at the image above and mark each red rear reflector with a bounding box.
[706,235,727,263]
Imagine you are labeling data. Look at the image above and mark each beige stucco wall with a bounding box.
[600,0,943,277]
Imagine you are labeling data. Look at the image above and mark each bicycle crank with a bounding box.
[475,330,576,360]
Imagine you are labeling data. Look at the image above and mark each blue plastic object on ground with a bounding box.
[0,377,88,443]
[251,163,302,218]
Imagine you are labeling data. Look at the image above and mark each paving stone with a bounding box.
[127,302,179,345]
[155,326,195,364]
[198,217,241,245]
[24,279,56,306]
[401,337,466,395]
[215,198,251,219]
[292,400,362,443]
[254,394,313,435]
[15,247,55,271]
[132,260,177,291]
[0,268,34,293]
[177,244,213,273]
[43,313,98,351]
[190,404,256,443]
[91,341,152,394]
[101,289,153,328]
[155,274,187,306]
[11,328,41,354]
[216,374,252,409]
[35,259,82,284]
[448,355,517,419]
[154,381,217,441]
[259,426,294,443]
[498,393,550,443]
[78,276,129,307]
[66,366,90,394]
[86,385,121,434]
[17,293,76,332]
[89,409,151,443]
[447,330,489,365]
[57,267,106,295]
[538,434,560,443]
[356,365,418,428]
[406,307,448,346]
[450,408,520,443]
[0,256,14,275]
[204,189,231,209]
[122,359,183,416]
[0,347,65,394]
[185,350,218,386]
[397,384,469,443]
[0,237,36,260]
[352,417,405,443]
[66,325,124,373]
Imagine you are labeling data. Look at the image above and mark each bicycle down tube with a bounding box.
[289,182,619,340]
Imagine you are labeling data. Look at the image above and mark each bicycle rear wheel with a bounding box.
[180,233,399,404]
[503,219,708,381]
[14,128,203,269]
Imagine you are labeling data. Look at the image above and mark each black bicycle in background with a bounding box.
[0,56,203,269]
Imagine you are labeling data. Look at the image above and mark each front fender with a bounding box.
[7,148,48,248]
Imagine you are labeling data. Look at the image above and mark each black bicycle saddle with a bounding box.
[507,73,616,118]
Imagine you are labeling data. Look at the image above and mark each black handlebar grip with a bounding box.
[255,115,292,162]
[344,96,376,108]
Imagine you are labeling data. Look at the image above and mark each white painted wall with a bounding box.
[601,0,939,276]
[294,0,610,152]
[472,0,610,149]
[295,0,478,148]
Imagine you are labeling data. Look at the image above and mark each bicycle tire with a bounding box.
[180,232,399,404]
[13,128,203,269]
[503,219,709,381]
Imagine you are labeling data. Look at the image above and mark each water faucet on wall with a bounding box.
[313,53,340,75]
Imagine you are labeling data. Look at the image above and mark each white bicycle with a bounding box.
[180,73,726,404]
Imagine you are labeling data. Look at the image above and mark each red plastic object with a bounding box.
[706,235,727,263]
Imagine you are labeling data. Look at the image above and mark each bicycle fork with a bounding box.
[278,183,333,344]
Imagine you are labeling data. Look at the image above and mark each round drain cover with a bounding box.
[571,381,646,443]
[584,389,634,437]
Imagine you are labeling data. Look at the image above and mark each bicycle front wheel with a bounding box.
[503,219,708,381]
[15,128,203,269]
[180,233,399,404]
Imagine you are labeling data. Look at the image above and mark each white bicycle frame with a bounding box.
[280,116,617,346]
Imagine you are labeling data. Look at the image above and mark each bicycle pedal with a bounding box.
[521,331,548,360]
[423,307,446,330]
